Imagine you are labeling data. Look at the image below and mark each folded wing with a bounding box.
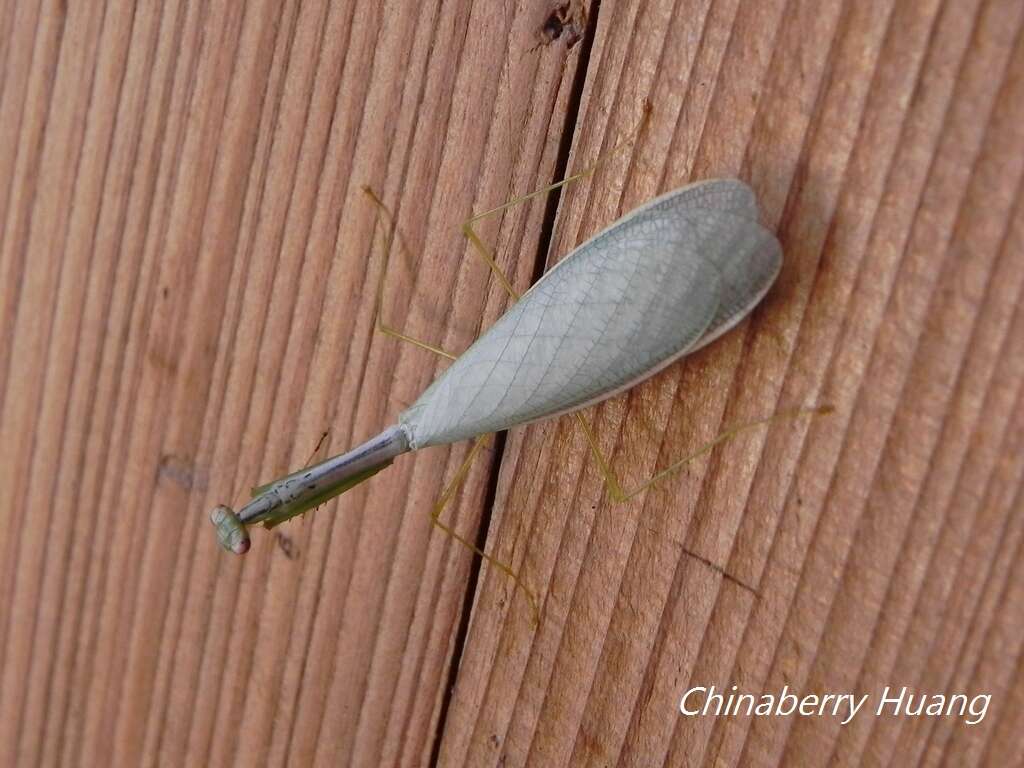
[400,179,780,448]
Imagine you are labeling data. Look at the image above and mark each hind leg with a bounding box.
[574,405,832,592]
[575,405,831,503]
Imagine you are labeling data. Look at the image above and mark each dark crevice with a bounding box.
[429,3,602,764]
[429,430,508,768]
[532,0,602,286]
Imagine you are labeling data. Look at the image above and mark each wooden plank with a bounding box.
[1,0,1023,766]
[0,1,590,766]
[438,0,1024,766]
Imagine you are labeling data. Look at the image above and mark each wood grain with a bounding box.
[1,0,1022,766]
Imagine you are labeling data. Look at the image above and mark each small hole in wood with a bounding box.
[540,2,586,49]
[275,532,298,560]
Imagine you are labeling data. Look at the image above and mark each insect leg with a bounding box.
[363,186,458,361]
[575,405,831,504]
[573,406,830,591]
[461,100,652,302]
[430,436,541,625]
[306,430,331,515]
[306,429,329,463]
[363,101,652,350]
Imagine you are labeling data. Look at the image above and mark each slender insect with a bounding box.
[211,126,824,618]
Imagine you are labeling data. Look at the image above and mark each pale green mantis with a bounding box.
[210,110,828,620]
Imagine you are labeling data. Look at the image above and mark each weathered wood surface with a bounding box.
[1,0,1022,766]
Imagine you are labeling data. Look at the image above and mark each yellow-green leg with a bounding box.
[460,98,652,303]
[364,185,458,361]
[428,436,541,624]
[575,405,833,504]
[574,405,833,593]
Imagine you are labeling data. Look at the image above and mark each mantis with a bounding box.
[211,110,826,621]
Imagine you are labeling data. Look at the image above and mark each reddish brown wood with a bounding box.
[1,0,1022,766]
